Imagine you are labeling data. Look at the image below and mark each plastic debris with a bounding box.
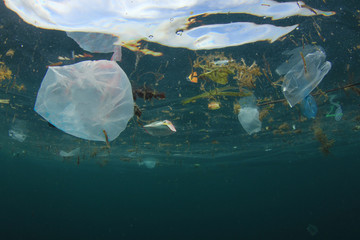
[140,157,157,169]
[326,95,343,121]
[4,0,335,51]
[66,32,118,53]
[238,95,261,135]
[8,119,28,142]
[276,45,332,107]
[67,32,122,61]
[60,147,80,158]
[143,120,176,136]
[34,60,134,142]
[300,95,317,119]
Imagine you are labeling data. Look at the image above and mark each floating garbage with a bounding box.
[141,157,157,169]
[34,60,134,142]
[276,45,332,107]
[326,95,343,121]
[143,120,176,136]
[66,32,118,53]
[8,119,28,142]
[300,95,317,119]
[59,147,80,158]
[238,95,261,135]
[4,0,335,51]
[66,32,122,61]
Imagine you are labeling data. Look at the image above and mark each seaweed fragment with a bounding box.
[314,126,335,155]
[199,67,234,85]
[0,63,12,81]
[181,86,251,105]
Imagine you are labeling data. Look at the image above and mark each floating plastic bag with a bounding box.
[5,0,335,51]
[238,95,261,135]
[34,60,134,142]
[300,95,317,119]
[276,45,331,107]
[143,120,176,136]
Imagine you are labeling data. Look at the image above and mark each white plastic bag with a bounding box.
[34,60,134,142]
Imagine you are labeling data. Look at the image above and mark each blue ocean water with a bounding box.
[1,1,360,239]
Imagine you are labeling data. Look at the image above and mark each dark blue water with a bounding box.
[1,1,360,239]
[1,152,360,240]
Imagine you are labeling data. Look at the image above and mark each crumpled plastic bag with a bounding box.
[34,60,134,142]
[276,45,331,107]
[238,95,261,135]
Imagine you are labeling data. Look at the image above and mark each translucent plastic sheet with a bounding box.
[34,60,134,142]
[5,0,335,50]
[327,95,343,121]
[66,32,118,53]
[8,119,28,142]
[238,95,261,135]
[276,45,332,107]
[300,95,317,119]
[67,32,122,60]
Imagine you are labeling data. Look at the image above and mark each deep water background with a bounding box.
[1,1,360,239]
[1,151,360,240]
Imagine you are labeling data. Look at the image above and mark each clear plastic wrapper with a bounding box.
[277,45,331,107]
[238,95,261,135]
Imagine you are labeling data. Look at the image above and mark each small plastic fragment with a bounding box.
[110,45,122,62]
[326,95,343,121]
[8,119,27,142]
[238,95,261,135]
[66,32,118,53]
[60,147,80,158]
[300,95,317,119]
[140,157,157,169]
[143,120,176,136]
